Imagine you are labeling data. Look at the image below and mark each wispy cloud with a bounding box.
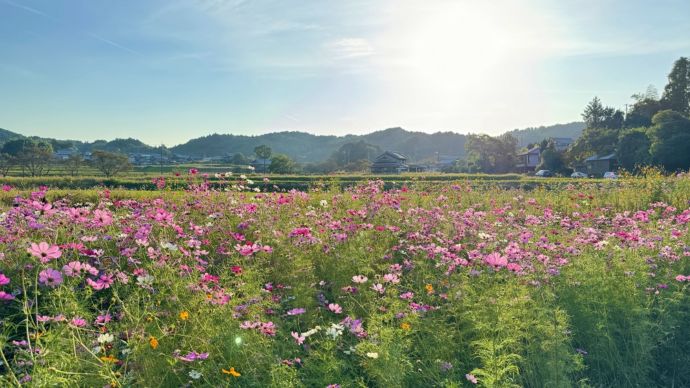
[2,0,140,56]
[1,0,49,17]
[326,38,374,59]
[87,33,141,56]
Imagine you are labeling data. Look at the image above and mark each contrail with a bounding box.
[1,0,50,17]
[2,0,141,56]
[88,33,142,56]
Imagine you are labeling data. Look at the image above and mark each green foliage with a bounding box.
[660,57,690,115]
[617,128,651,171]
[90,150,132,177]
[268,154,298,174]
[649,110,690,171]
[326,141,380,172]
[465,134,518,173]
[1,138,54,176]
[254,144,273,160]
[537,141,570,175]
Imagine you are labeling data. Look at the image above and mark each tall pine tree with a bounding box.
[661,57,690,115]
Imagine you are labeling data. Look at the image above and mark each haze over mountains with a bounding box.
[0,122,585,163]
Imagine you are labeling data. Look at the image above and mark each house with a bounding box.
[371,151,409,174]
[430,154,460,172]
[550,137,573,152]
[250,158,272,173]
[516,146,541,172]
[54,148,78,160]
[407,164,428,173]
[584,153,617,176]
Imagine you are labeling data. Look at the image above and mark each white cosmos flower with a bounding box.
[97,333,114,344]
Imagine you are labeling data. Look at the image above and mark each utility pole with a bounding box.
[160,144,164,175]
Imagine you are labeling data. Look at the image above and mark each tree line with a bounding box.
[452,57,690,174]
[0,138,132,177]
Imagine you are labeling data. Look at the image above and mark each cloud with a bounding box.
[326,38,374,59]
[1,0,49,17]
[87,33,142,56]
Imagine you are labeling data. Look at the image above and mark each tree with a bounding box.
[536,141,569,175]
[648,110,690,171]
[465,134,517,173]
[660,57,690,115]
[582,96,624,130]
[64,154,84,176]
[268,154,297,174]
[230,153,250,165]
[91,150,131,177]
[570,97,624,161]
[254,145,272,172]
[328,141,380,171]
[1,139,54,176]
[0,153,12,176]
[617,129,651,171]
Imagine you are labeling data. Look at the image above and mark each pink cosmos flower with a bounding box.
[328,303,342,314]
[62,261,82,277]
[352,275,368,283]
[38,268,63,287]
[287,308,306,316]
[675,275,688,282]
[291,331,305,345]
[93,209,113,226]
[383,273,400,284]
[28,242,62,263]
[465,373,478,384]
[484,252,508,269]
[372,283,385,294]
[70,316,87,327]
[178,351,208,362]
[86,274,114,290]
[0,273,9,286]
[0,291,15,301]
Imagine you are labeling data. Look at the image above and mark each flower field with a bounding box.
[1,174,690,387]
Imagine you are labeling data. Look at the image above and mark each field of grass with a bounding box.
[1,171,689,386]
[0,171,609,193]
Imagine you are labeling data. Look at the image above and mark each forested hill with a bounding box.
[0,128,23,143]
[170,128,472,163]
[504,122,586,147]
[0,122,584,163]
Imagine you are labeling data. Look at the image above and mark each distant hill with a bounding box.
[505,122,585,148]
[0,128,24,143]
[0,122,585,163]
[170,128,471,163]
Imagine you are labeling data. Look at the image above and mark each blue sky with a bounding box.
[1,0,689,145]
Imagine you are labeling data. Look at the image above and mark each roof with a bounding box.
[375,151,407,161]
[585,153,616,162]
[517,146,540,156]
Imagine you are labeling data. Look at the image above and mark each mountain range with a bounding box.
[0,122,585,163]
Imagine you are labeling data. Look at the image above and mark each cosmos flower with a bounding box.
[328,303,342,314]
[28,242,62,263]
[38,268,63,287]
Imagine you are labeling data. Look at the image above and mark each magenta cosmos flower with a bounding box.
[0,291,15,301]
[38,268,63,288]
[484,252,508,269]
[28,242,62,263]
[0,273,10,286]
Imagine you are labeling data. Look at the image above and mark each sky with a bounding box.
[1,0,689,146]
